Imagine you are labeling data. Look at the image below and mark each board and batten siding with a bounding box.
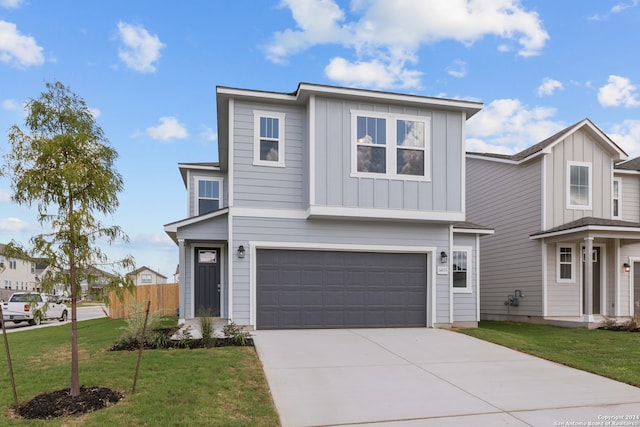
[452,233,478,322]
[619,173,640,222]
[230,216,450,326]
[466,158,543,317]
[312,97,464,213]
[546,129,614,228]
[232,100,306,210]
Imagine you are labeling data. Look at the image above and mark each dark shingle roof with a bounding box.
[615,157,640,171]
[531,217,640,237]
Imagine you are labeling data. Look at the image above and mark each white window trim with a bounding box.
[253,110,286,168]
[350,110,431,181]
[195,176,224,216]
[612,177,622,219]
[566,161,592,210]
[556,244,576,284]
[452,246,472,293]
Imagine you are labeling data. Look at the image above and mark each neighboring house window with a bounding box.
[452,248,471,292]
[352,111,430,180]
[196,178,223,215]
[141,273,152,284]
[9,258,16,269]
[567,161,592,209]
[612,177,622,219]
[31,262,35,274]
[253,111,286,167]
[557,244,576,283]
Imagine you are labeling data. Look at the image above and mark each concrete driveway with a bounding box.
[253,328,640,427]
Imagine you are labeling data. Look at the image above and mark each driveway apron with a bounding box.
[253,328,640,427]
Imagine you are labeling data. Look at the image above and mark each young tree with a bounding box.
[1,81,135,397]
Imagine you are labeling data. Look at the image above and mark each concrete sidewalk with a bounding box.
[253,328,640,427]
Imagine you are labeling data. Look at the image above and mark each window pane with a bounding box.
[453,250,468,288]
[560,263,572,279]
[357,116,386,145]
[260,140,279,161]
[397,120,424,147]
[199,180,219,198]
[260,117,279,139]
[397,149,424,175]
[357,146,386,173]
[570,165,589,206]
[199,199,219,215]
[453,271,467,288]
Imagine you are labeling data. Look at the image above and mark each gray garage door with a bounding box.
[256,249,428,329]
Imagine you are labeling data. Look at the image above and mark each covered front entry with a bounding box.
[194,248,221,316]
[582,246,601,314]
[256,249,428,329]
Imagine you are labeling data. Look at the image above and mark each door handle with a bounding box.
[217,284,221,292]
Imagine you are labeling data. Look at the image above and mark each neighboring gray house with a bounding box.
[127,266,168,285]
[165,82,492,330]
[467,118,640,327]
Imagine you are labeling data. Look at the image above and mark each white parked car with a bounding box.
[2,292,69,325]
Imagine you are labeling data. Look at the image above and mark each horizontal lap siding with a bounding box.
[313,97,463,213]
[452,233,478,322]
[233,101,305,209]
[466,158,543,317]
[621,174,640,222]
[231,217,450,326]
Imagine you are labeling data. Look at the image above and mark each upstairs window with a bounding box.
[254,111,286,167]
[352,111,430,180]
[196,178,223,215]
[567,161,592,210]
[613,178,622,219]
[141,273,152,284]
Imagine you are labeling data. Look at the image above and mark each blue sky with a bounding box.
[1,0,640,276]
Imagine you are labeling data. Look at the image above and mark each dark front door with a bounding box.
[195,248,221,316]
[582,247,601,314]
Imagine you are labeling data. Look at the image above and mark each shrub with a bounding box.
[118,302,162,346]
[197,307,214,347]
[222,321,252,346]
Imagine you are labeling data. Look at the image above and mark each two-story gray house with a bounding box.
[164,83,492,330]
[467,118,640,327]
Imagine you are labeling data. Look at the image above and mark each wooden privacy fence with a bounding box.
[108,283,179,319]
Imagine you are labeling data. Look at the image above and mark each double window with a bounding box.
[196,177,223,215]
[254,111,286,167]
[141,273,152,284]
[566,161,592,210]
[352,111,430,179]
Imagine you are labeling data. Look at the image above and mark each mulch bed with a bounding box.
[13,386,124,419]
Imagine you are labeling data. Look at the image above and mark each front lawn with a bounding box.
[0,318,279,426]
[455,321,640,387]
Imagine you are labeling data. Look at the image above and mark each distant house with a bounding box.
[164,82,493,329]
[0,243,41,293]
[466,119,640,327]
[127,266,167,286]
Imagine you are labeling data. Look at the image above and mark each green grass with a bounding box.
[0,318,279,426]
[455,320,640,387]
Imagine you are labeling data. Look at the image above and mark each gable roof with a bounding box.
[127,266,167,279]
[178,162,220,186]
[468,118,627,164]
[615,156,640,171]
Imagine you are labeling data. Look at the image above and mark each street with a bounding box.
[1,304,108,333]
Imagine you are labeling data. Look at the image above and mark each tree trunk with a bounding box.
[69,195,80,397]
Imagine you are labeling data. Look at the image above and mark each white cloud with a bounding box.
[608,119,640,157]
[266,0,548,89]
[0,0,24,9]
[116,22,165,73]
[537,78,563,97]
[0,217,31,232]
[2,99,20,111]
[88,107,101,119]
[598,75,640,108]
[146,117,189,142]
[0,20,45,68]
[446,60,467,78]
[325,57,422,89]
[198,126,217,145]
[466,98,565,153]
[612,0,639,13]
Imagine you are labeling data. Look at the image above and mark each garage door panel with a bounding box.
[256,249,427,329]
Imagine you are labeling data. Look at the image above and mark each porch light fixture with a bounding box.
[440,251,448,264]
[237,245,246,259]
[623,263,631,272]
